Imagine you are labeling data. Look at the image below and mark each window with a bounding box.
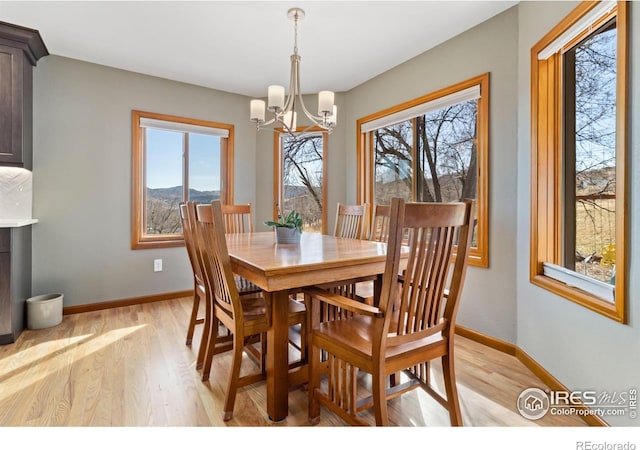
[274,129,327,233]
[131,110,234,249]
[357,74,489,267]
[531,1,627,322]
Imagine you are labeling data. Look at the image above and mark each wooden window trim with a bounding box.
[530,1,627,323]
[273,128,328,234]
[131,110,234,249]
[356,73,490,267]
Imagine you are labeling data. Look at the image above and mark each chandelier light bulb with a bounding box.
[268,85,285,111]
[250,99,266,122]
[318,91,334,116]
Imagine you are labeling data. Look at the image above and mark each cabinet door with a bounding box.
[0,45,24,166]
[0,252,11,340]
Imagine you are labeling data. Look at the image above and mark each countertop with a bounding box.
[0,219,39,228]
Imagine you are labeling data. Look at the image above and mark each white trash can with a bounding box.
[26,294,63,330]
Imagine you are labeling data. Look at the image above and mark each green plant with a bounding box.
[264,209,303,233]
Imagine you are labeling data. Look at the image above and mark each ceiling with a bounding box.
[0,1,518,98]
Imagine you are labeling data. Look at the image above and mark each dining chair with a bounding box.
[221,203,262,305]
[304,197,474,426]
[180,201,261,378]
[223,201,307,365]
[333,202,368,240]
[196,200,307,421]
[179,202,207,353]
[221,203,253,233]
[350,204,393,304]
[326,202,372,306]
[368,204,391,242]
[310,202,372,322]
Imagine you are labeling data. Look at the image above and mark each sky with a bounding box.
[145,129,221,192]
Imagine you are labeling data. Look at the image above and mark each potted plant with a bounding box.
[264,208,303,244]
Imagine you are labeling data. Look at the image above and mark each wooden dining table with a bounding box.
[225,231,391,422]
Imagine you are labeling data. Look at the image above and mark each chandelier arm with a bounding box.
[295,90,328,124]
[260,117,277,127]
[292,55,330,125]
[277,115,295,134]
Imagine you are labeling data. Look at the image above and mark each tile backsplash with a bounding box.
[0,167,33,219]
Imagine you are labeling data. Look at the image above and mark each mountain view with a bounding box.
[145,186,220,235]
[147,186,220,203]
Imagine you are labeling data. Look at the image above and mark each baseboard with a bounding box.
[62,290,193,315]
[455,325,608,427]
[455,324,517,356]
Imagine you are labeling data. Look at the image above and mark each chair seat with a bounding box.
[240,296,267,319]
[312,315,447,369]
[219,296,306,328]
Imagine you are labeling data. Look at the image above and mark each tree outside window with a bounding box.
[359,74,489,266]
[563,18,617,284]
[275,130,327,234]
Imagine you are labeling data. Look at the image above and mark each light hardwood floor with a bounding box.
[0,296,586,427]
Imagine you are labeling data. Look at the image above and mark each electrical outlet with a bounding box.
[153,259,163,272]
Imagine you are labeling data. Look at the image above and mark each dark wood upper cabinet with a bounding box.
[0,23,47,344]
[0,21,48,169]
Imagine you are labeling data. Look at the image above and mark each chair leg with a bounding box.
[299,320,307,364]
[372,370,389,426]
[195,291,210,370]
[201,315,219,382]
[442,353,463,426]
[185,286,199,345]
[223,333,245,421]
[308,342,321,425]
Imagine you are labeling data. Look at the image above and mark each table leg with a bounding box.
[266,290,290,421]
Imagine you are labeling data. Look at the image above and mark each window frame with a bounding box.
[273,128,328,234]
[131,110,234,249]
[356,73,490,267]
[530,1,627,323]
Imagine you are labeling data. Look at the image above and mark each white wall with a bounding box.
[516,1,639,426]
[32,56,256,306]
[342,7,520,343]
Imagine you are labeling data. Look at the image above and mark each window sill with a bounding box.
[542,262,614,302]
[132,236,185,250]
[530,271,624,323]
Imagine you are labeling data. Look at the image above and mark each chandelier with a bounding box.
[249,7,336,135]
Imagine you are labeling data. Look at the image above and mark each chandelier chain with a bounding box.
[293,10,299,55]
